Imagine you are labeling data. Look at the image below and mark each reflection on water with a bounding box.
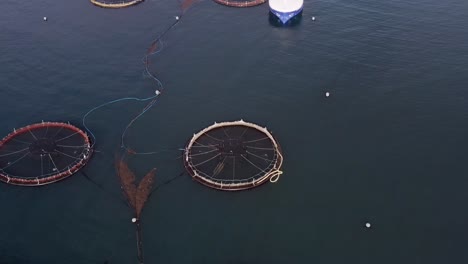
[268,11,303,27]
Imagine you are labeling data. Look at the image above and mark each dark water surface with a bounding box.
[1,0,468,263]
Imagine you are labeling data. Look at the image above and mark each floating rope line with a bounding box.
[82,3,194,157]
[86,0,266,159]
[82,94,158,149]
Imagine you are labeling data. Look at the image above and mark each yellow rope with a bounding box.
[269,170,283,183]
[268,149,284,183]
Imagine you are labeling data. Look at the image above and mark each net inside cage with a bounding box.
[184,120,283,191]
[0,122,92,186]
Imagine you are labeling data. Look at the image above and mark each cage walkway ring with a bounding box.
[213,0,267,7]
[183,120,283,191]
[90,0,144,8]
[0,121,93,186]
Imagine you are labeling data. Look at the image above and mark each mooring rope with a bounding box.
[82,10,187,155]
[82,94,158,148]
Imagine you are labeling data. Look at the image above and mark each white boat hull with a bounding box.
[269,0,304,24]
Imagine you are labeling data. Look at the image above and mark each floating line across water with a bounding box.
[82,11,187,156]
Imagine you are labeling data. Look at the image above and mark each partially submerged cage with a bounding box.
[0,122,92,186]
[90,0,144,8]
[183,120,283,191]
[213,0,267,7]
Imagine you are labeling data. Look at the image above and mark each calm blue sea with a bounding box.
[1,0,468,263]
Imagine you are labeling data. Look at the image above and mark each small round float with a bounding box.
[183,120,283,191]
[0,121,93,186]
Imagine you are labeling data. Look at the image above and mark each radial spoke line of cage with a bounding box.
[239,127,248,138]
[191,144,218,148]
[54,149,84,161]
[250,162,277,180]
[243,136,269,144]
[28,129,38,140]
[232,156,236,180]
[46,155,50,173]
[245,150,274,162]
[222,127,231,139]
[0,147,30,157]
[56,144,88,148]
[189,148,219,157]
[266,152,279,170]
[193,141,218,148]
[52,126,64,138]
[191,153,221,167]
[55,131,80,142]
[48,154,59,172]
[1,152,30,170]
[12,138,34,145]
[245,146,275,150]
[240,154,269,174]
[204,133,224,142]
[40,155,44,176]
[245,147,275,155]
[43,125,49,138]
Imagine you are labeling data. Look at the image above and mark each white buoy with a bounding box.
[155,90,161,95]
[325,92,330,97]
[175,16,179,20]
[132,218,137,223]
[365,222,371,228]
[312,16,316,21]
[43,17,47,21]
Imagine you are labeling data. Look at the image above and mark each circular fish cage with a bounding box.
[213,0,267,8]
[90,0,144,8]
[0,122,93,186]
[183,120,283,191]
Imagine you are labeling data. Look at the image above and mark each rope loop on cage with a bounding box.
[268,150,284,183]
[268,170,283,183]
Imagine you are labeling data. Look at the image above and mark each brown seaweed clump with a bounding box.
[115,154,156,264]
